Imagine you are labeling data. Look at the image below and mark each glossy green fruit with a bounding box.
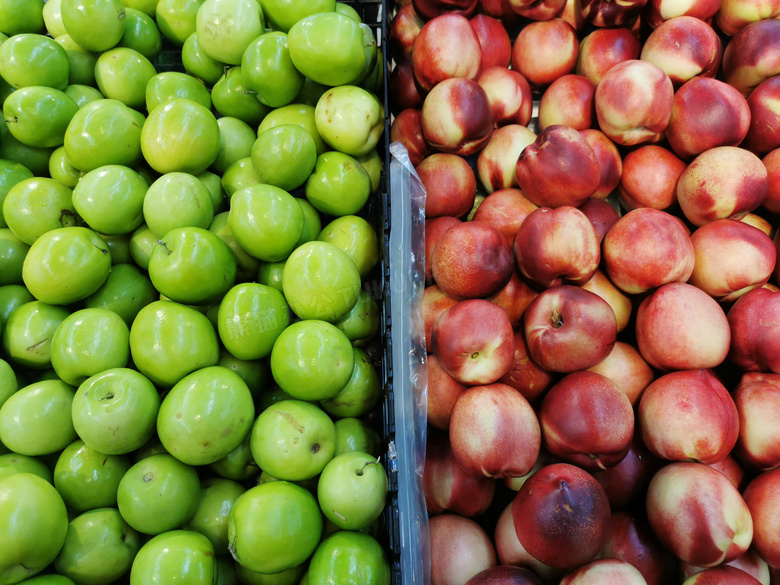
[211,66,270,127]
[307,531,390,585]
[195,0,264,65]
[0,33,69,89]
[181,32,225,85]
[0,473,68,585]
[141,98,220,175]
[315,84,384,156]
[64,99,143,172]
[118,7,163,59]
[72,165,147,235]
[130,530,216,585]
[317,451,387,530]
[282,241,361,322]
[270,319,354,401]
[0,0,45,35]
[94,47,156,109]
[228,481,323,574]
[129,300,219,387]
[22,226,111,306]
[84,263,158,325]
[143,171,214,237]
[157,366,255,466]
[63,83,103,107]
[0,380,77,456]
[48,146,83,188]
[54,507,141,585]
[257,103,326,156]
[55,34,98,86]
[251,124,316,192]
[249,399,336,481]
[2,177,78,245]
[0,159,33,229]
[0,285,33,324]
[334,417,381,457]
[296,198,322,246]
[185,477,246,553]
[320,348,381,418]
[212,117,255,176]
[0,360,17,412]
[333,288,379,346]
[0,121,53,176]
[317,215,379,278]
[1,300,69,369]
[209,433,258,481]
[221,157,260,199]
[146,71,211,113]
[3,86,78,148]
[241,32,303,108]
[128,224,156,270]
[52,440,130,511]
[208,212,259,283]
[117,453,201,534]
[0,453,51,483]
[155,0,201,45]
[61,0,126,52]
[0,229,28,286]
[305,151,371,217]
[258,0,333,33]
[43,0,67,35]
[148,227,236,305]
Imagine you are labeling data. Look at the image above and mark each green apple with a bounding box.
[0,33,69,89]
[320,347,381,418]
[296,198,322,246]
[16,576,76,585]
[122,0,157,17]
[0,284,34,324]
[217,283,289,361]
[55,35,98,87]
[307,531,390,585]
[157,366,255,466]
[255,385,296,412]
[333,288,379,346]
[282,241,361,322]
[270,320,354,401]
[50,308,130,386]
[61,0,126,51]
[117,453,201,534]
[209,212,260,283]
[53,440,131,511]
[84,263,158,325]
[2,301,69,370]
[3,86,78,149]
[0,453,52,483]
[22,226,111,306]
[251,124,317,192]
[64,99,143,172]
[2,177,78,245]
[242,32,304,108]
[216,557,238,585]
[196,0,264,64]
[335,1,360,21]
[63,83,104,108]
[317,451,387,530]
[356,148,382,194]
[234,563,305,585]
[288,13,373,87]
[221,157,261,199]
[129,300,220,388]
[256,260,285,292]
[0,380,76,456]
[148,227,237,305]
[54,507,141,585]
[198,170,226,213]
[128,224,156,270]
[228,481,322,574]
[143,171,214,237]
[217,349,271,399]
[305,151,371,217]
[130,530,216,585]
[0,358,18,410]
[72,367,160,455]
[182,32,225,85]
[48,146,83,189]
[258,0,333,32]
[72,165,147,236]
[118,7,163,59]
[228,183,304,262]
[185,477,246,553]
[141,98,220,175]
[0,0,45,35]
[132,437,168,461]
[294,77,329,107]
[318,215,379,278]
[0,229,28,286]
[212,117,256,176]
[146,71,211,113]
[94,47,156,109]
[155,0,201,45]
[250,399,336,481]
[209,432,259,481]
[99,234,132,265]
[0,159,34,229]
[257,103,327,156]
[211,66,270,127]
[0,473,68,585]
[334,417,381,457]
[315,85,384,157]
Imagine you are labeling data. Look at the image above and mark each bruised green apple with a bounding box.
[71,367,160,455]
[61,0,126,52]
[117,453,201,535]
[22,226,111,306]
[282,241,361,322]
[242,32,304,108]
[315,85,384,157]
[228,481,322,574]
[0,473,68,585]
[250,399,336,481]
[0,33,69,89]
[52,440,130,511]
[148,226,237,305]
[130,530,216,585]
[129,300,219,388]
[195,0,264,65]
[157,366,255,466]
[50,308,130,386]
[270,319,355,401]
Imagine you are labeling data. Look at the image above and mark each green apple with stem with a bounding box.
[241,32,304,108]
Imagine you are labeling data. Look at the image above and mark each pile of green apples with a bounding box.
[0,0,392,583]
